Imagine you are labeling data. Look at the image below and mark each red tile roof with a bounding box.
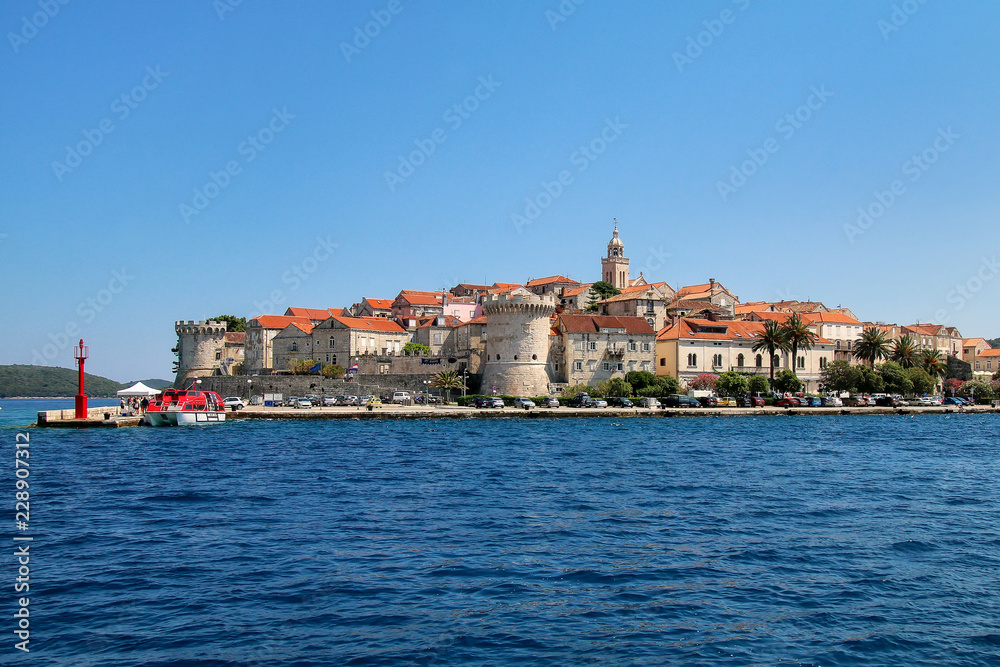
[558,314,655,335]
[395,290,444,306]
[489,282,523,293]
[249,315,315,330]
[224,332,245,343]
[363,298,394,310]
[461,315,487,325]
[285,307,338,320]
[330,316,408,333]
[621,281,670,294]
[978,348,1000,358]
[561,284,592,298]
[286,321,314,335]
[416,315,463,328]
[658,317,833,344]
[804,311,862,325]
[525,275,579,287]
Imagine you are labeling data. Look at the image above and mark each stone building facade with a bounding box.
[173,320,228,388]
[480,288,555,396]
[554,314,656,386]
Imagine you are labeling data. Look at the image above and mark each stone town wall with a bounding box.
[199,373,479,399]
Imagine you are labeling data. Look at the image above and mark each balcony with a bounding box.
[729,366,768,375]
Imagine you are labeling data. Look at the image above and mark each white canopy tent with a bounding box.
[116,382,162,397]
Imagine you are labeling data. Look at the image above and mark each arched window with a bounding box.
[755,354,762,368]
[773,354,781,368]
[737,353,745,368]
[496,354,500,360]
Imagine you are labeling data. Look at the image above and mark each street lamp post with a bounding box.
[247,378,252,402]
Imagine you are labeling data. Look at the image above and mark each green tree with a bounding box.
[959,379,997,403]
[403,342,430,355]
[781,313,818,379]
[602,377,633,397]
[288,359,319,375]
[212,315,247,332]
[855,365,885,394]
[590,281,621,300]
[429,369,466,403]
[625,370,659,394]
[890,335,918,368]
[907,367,936,396]
[656,375,681,395]
[854,326,891,367]
[877,361,913,396]
[637,385,665,398]
[716,371,749,397]
[819,360,859,394]
[994,370,1000,382]
[918,349,947,381]
[747,375,770,396]
[321,364,345,378]
[752,320,789,389]
[773,369,803,394]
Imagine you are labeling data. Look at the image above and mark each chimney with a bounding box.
[709,278,716,294]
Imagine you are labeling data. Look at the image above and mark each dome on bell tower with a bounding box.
[600,218,630,289]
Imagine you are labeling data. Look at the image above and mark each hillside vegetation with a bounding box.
[0,365,171,398]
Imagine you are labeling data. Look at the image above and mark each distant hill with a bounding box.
[989,337,1000,349]
[0,365,171,398]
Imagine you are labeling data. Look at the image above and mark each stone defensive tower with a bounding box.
[481,288,555,397]
[173,320,227,388]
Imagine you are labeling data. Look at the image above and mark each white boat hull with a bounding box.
[144,410,226,426]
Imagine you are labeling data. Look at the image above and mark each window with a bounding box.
[846,340,852,351]
[797,356,805,369]
[432,333,442,345]
[647,318,655,327]
[641,362,650,371]
[737,353,745,367]
[628,361,636,370]
[215,351,222,360]
[629,342,638,352]
[588,342,598,351]
[574,361,582,371]
[687,353,697,367]
[819,357,828,369]
[554,363,559,371]
[660,358,665,366]
[588,361,597,371]
[755,354,762,368]
[773,354,781,368]
[329,336,334,348]
[332,356,337,365]
[642,342,650,352]
[602,362,612,371]
[712,354,723,367]
[836,340,841,350]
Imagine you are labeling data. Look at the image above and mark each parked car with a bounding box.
[638,397,662,408]
[875,396,901,407]
[490,397,505,408]
[716,397,737,407]
[321,396,338,406]
[365,397,382,409]
[606,397,634,408]
[806,396,822,407]
[295,398,312,409]
[285,396,300,407]
[566,393,593,408]
[304,395,321,406]
[821,396,843,407]
[222,396,245,410]
[472,397,494,409]
[777,397,802,407]
[697,396,718,408]
[943,397,964,406]
[736,395,764,407]
[391,392,412,404]
[542,397,560,408]
[662,394,698,408]
[512,398,536,410]
[589,398,607,408]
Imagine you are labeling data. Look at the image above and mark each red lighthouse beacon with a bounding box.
[74,338,89,419]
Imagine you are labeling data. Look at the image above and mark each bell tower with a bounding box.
[601,218,630,290]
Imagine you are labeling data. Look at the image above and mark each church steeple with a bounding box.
[601,218,630,289]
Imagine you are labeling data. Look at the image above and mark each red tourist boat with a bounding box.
[144,387,226,426]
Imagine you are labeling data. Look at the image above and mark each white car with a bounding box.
[591,399,608,408]
[295,398,312,409]
[223,397,245,410]
[392,391,412,404]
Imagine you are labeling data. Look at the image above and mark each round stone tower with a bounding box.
[481,288,555,397]
[173,320,227,388]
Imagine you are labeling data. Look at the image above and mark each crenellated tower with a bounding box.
[480,288,556,396]
[173,320,227,388]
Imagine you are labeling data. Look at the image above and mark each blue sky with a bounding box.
[2,1,998,381]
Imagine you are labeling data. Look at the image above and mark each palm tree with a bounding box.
[781,314,818,380]
[854,326,891,367]
[919,349,948,389]
[752,319,789,390]
[891,335,918,369]
[429,369,466,404]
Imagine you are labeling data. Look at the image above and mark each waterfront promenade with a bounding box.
[36,402,1000,426]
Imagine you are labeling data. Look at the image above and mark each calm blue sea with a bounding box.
[3,402,1000,665]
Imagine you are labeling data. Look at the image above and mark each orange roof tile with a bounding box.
[561,284,592,298]
[525,275,579,287]
[558,314,655,335]
[462,315,487,325]
[978,348,1000,358]
[330,316,408,333]
[285,307,338,320]
[803,311,862,325]
[416,315,463,328]
[249,315,315,330]
[363,298,394,310]
[224,332,245,343]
